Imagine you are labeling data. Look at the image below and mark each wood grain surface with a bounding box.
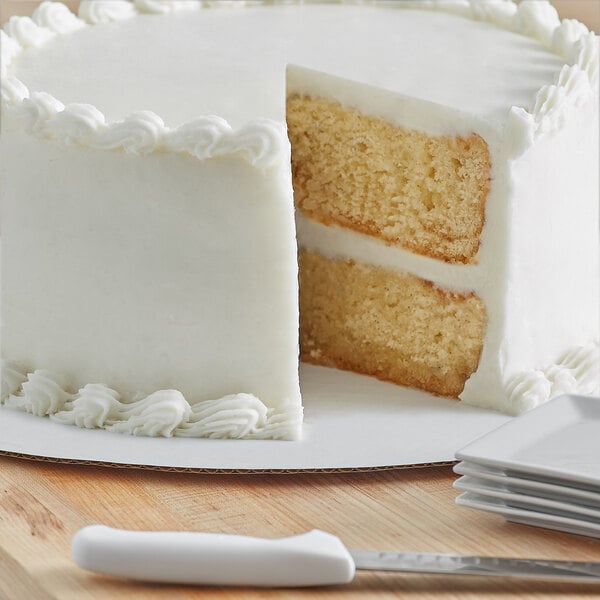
[1,456,600,599]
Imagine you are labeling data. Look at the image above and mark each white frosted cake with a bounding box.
[1,0,598,441]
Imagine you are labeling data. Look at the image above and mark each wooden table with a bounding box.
[1,455,600,599]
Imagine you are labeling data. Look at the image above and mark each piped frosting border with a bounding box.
[0,1,290,167]
[1,361,303,440]
[478,342,599,415]
[1,0,598,161]
[1,341,597,439]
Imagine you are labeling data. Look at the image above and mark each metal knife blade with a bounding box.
[350,549,600,583]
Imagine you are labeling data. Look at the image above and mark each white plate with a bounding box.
[455,395,600,489]
[505,515,600,539]
[0,364,509,472]
[454,475,600,520]
[456,492,600,539]
[454,461,600,508]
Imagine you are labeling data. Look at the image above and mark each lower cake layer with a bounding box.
[299,250,487,398]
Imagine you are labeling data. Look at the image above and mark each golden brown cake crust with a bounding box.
[287,94,491,265]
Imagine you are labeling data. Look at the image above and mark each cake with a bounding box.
[1,0,598,441]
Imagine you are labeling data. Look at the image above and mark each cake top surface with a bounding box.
[2,1,598,160]
[4,1,570,130]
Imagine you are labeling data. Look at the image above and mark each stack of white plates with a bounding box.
[454,395,600,538]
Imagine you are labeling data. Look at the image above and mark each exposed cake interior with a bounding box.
[287,94,491,264]
[287,87,492,398]
[299,250,487,398]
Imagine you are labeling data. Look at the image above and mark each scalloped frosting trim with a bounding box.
[501,341,600,415]
[0,362,303,440]
[3,90,288,166]
[1,0,598,161]
[0,2,289,166]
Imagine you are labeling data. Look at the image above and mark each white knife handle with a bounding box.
[72,525,355,587]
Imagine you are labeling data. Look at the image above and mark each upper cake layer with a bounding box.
[287,93,491,264]
[5,1,568,133]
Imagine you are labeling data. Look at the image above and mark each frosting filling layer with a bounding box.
[296,213,485,293]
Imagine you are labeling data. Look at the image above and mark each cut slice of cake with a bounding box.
[286,64,599,413]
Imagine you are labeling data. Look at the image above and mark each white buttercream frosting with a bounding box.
[32,1,86,33]
[0,30,22,72]
[552,19,591,58]
[166,118,289,167]
[134,0,201,14]
[1,363,302,440]
[296,213,485,293]
[4,15,56,47]
[469,0,516,29]
[512,0,560,45]
[1,1,597,160]
[502,342,600,415]
[88,110,166,156]
[2,88,289,165]
[78,0,137,24]
[10,91,64,134]
[0,360,28,399]
[5,369,73,417]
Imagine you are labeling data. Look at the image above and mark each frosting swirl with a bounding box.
[78,0,137,24]
[178,393,269,439]
[166,116,233,160]
[89,110,166,156]
[4,16,56,47]
[571,32,600,89]
[513,0,560,46]
[32,1,86,34]
[504,341,600,414]
[107,390,193,437]
[47,102,106,144]
[5,370,73,417]
[2,364,301,440]
[1,75,29,106]
[470,0,517,29]
[221,119,290,168]
[166,117,289,167]
[135,0,201,13]
[552,19,590,58]
[12,92,65,136]
[0,30,22,77]
[505,370,552,415]
[52,384,123,428]
[1,361,27,399]
[558,342,600,395]
[203,1,255,7]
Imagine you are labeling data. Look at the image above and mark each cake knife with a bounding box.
[72,526,600,587]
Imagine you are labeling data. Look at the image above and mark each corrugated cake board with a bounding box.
[0,364,510,473]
